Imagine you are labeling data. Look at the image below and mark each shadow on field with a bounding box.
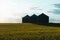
[36,23,60,27]
[30,23,60,27]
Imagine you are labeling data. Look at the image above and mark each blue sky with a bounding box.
[0,0,60,23]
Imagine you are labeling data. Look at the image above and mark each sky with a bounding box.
[0,0,60,23]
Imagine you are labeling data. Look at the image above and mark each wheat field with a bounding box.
[0,23,60,40]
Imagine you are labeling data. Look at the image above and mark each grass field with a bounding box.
[0,23,60,40]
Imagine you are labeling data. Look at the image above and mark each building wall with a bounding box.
[22,13,49,24]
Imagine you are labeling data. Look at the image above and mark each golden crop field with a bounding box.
[0,23,60,40]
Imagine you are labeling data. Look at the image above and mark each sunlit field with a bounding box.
[0,23,60,40]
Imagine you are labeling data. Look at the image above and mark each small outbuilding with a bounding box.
[22,15,30,23]
[37,13,49,24]
[30,14,38,24]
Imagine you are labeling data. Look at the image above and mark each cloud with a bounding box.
[47,4,60,14]
[30,7,42,10]
[54,4,60,8]
[49,17,60,23]
[48,9,60,14]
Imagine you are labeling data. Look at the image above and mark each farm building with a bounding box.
[30,14,38,24]
[22,15,30,23]
[22,13,49,24]
[37,13,49,24]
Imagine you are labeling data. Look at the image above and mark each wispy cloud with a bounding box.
[48,9,60,14]
[30,7,42,10]
[54,4,60,8]
[47,4,60,14]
